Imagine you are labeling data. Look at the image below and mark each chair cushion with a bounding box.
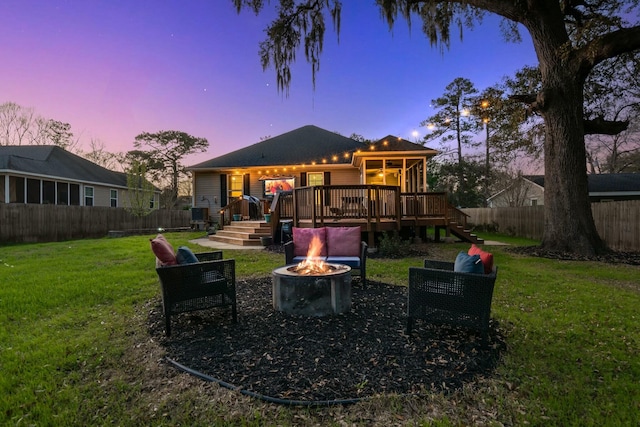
[176,246,199,264]
[150,234,177,266]
[326,256,361,269]
[468,244,494,274]
[325,227,361,257]
[292,227,327,257]
[453,251,484,274]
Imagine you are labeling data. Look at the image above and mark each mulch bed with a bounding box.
[508,246,640,265]
[148,277,506,404]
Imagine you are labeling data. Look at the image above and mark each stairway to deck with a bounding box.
[208,220,271,247]
[443,222,484,245]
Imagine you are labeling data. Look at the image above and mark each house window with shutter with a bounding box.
[229,175,243,200]
[307,172,323,186]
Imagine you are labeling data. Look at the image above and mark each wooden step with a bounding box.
[207,220,272,246]
[208,234,264,246]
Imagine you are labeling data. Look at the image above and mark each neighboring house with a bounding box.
[488,173,640,207]
[187,125,438,222]
[0,145,159,208]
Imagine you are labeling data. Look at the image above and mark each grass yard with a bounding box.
[1,232,638,426]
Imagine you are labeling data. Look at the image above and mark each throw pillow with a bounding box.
[176,246,199,264]
[150,234,177,266]
[292,227,327,257]
[468,244,494,274]
[454,251,484,274]
[326,226,361,257]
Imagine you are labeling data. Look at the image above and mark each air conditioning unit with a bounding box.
[191,207,209,222]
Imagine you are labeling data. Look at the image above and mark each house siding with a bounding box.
[488,181,545,207]
[193,172,220,219]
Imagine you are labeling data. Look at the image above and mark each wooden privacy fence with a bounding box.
[0,204,191,243]
[464,200,640,252]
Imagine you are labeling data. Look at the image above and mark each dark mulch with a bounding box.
[149,277,506,404]
[508,245,640,265]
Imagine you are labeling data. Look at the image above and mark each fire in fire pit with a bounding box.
[289,235,332,275]
[272,234,352,316]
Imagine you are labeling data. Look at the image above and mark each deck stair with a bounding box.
[446,221,484,244]
[208,220,271,247]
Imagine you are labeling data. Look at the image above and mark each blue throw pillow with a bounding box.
[454,251,484,274]
[176,246,199,264]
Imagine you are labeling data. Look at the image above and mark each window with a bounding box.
[42,180,55,204]
[9,176,25,203]
[26,178,40,204]
[110,189,118,207]
[149,195,156,209]
[57,182,69,205]
[70,184,80,205]
[307,172,323,186]
[84,186,94,206]
[229,175,243,200]
[530,198,538,207]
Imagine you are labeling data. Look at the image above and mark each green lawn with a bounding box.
[1,232,638,426]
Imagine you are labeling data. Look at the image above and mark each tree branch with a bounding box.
[575,26,640,80]
[583,117,629,135]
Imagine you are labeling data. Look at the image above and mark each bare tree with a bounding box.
[0,102,37,145]
[0,102,78,150]
[81,138,125,171]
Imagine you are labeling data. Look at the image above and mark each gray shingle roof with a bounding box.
[524,174,640,193]
[372,135,437,152]
[188,126,437,170]
[188,125,368,169]
[0,145,128,187]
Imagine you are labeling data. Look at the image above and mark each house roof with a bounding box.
[188,125,437,170]
[371,135,437,152]
[524,174,640,194]
[188,125,367,170]
[0,145,128,187]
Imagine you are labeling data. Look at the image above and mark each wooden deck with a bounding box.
[261,185,483,246]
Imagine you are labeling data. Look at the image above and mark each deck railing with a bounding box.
[290,185,401,224]
[269,186,466,226]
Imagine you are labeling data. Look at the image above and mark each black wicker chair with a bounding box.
[406,259,497,338]
[155,251,237,336]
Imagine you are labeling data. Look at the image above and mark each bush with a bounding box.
[377,231,411,258]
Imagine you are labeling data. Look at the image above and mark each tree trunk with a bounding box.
[541,91,606,254]
[537,65,607,254]
[526,7,608,255]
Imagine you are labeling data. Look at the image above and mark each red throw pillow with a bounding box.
[150,234,177,266]
[326,227,361,257]
[292,227,327,257]
[468,244,493,274]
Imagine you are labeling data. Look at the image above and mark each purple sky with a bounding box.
[1,1,538,166]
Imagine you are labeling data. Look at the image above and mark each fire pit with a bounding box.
[273,234,353,316]
[272,263,352,316]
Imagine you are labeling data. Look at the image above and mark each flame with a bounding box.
[293,235,332,275]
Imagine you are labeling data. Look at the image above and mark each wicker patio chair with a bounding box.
[155,251,237,336]
[406,259,497,338]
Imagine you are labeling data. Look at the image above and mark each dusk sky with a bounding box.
[1,1,539,166]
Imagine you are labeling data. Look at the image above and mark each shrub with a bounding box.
[378,231,411,258]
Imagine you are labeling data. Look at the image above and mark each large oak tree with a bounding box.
[234,0,640,255]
